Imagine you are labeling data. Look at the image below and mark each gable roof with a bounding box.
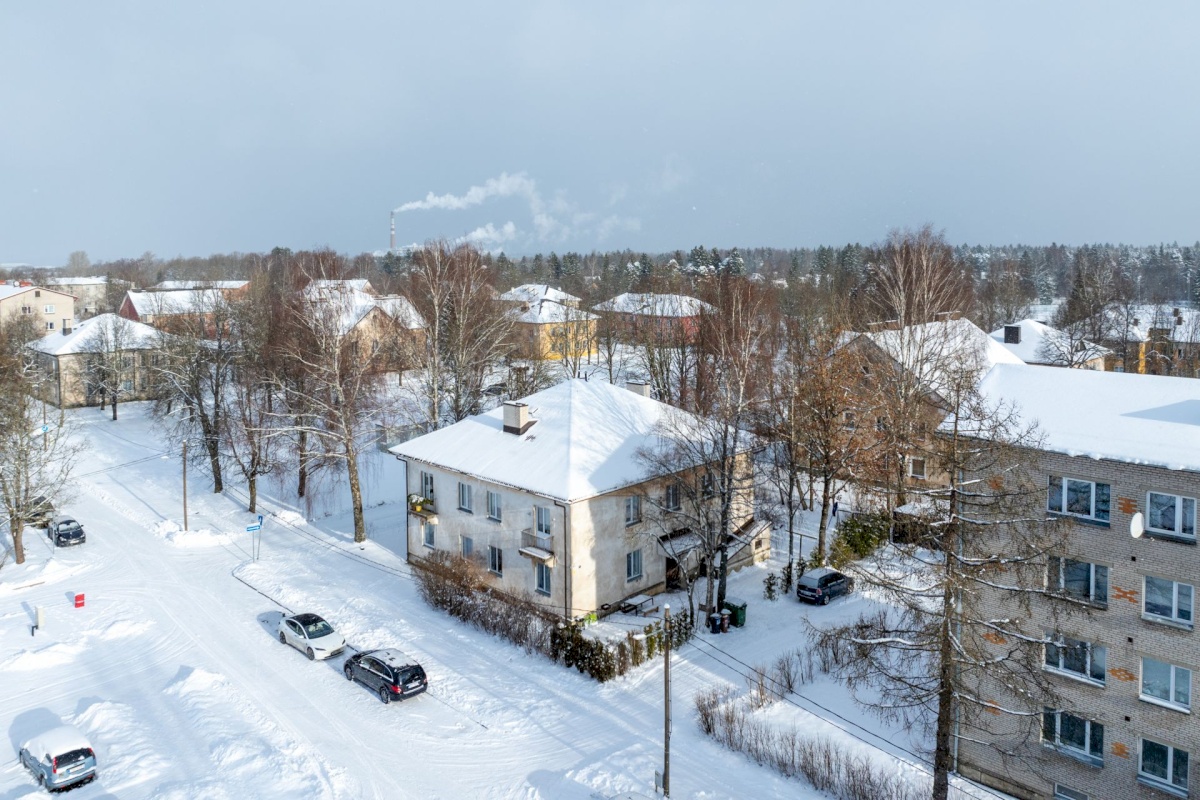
[592,292,713,317]
[123,289,224,316]
[376,295,426,330]
[969,363,1200,472]
[500,284,580,305]
[29,313,160,355]
[516,299,598,324]
[0,284,76,302]
[988,319,1110,365]
[150,280,248,291]
[391,379,735,503]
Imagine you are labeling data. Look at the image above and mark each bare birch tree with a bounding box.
[82,313,141,420]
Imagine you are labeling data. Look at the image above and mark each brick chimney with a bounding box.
[502,401,534,435]
[626,381,652,398]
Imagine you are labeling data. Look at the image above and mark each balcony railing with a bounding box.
[519,529,554,558]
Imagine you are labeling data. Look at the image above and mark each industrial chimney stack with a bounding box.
[389,212,396,251]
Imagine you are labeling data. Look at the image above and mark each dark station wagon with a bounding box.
[343,648,428,704]
[796,567,855,605]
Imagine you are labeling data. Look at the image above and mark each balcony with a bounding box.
[519,529,554,562]
[408,496,437,522]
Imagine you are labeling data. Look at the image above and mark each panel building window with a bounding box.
[626,549,643,581]
[536,505,552,536]
[458,482,473,513]
[1147,491,1197,539]
[625,496,641,526]
[1141,658,1191,711]
[1140,738,1189,794]
[908,458,927,480]
[488,545,503,576]
[461,535,473,558]
[487,491,502,522]
[1047,476,1110,523]
[422,521,435,548]
[1048,557,1108,606]
[535,562,551,596]
[1045,635,1106,684]
[1042,709,1104,764]
[665,483,681,511]
[1144,576,1194,626]
[420,471,435,502]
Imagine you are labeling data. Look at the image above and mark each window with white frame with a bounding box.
[120,379,133,392]
[1047,476,1110,523]
[422,521,435,548]
[487,491,502,522]
[908,458,927,480]
[536,505,552,536]
[535,562,551,596]
[625,496,641,526]
[461,535,473,557]
[1044,635,1106,684]
[1042,708,1104,764]
[1048,556,1108,606]
[1053,785,1088,800]
[626,549,643,581]
[420,471,435,502]
[44,304,55,314]
[488,545,502,576]
[1141,657,1191,711]
[665,483,681,511]
[1147,491,1197,539]
[458,481,473,513]
[1145,575,1194,625]
[1140,738,1189,794]
[45,321,54,331]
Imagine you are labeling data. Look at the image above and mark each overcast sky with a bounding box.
[3,2,1198,265]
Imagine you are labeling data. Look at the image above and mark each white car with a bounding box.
[277,613,346,661]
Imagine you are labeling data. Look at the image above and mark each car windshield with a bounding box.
[303,620,333,638]
[57,748,92,765]
[58,521,81,533]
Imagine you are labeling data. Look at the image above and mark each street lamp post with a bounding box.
[182,440,188,531]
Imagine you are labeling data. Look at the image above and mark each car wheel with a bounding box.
[344,664,354,681]
[306,647,315,661]
[820,594,830,606]
[279,631,287,645]
[378,687,391,705]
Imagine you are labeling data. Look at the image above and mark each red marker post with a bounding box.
[74,593,85,608]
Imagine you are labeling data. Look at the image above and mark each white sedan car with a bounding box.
[277,613,346,661]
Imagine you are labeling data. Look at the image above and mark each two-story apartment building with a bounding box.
[0,283,77,334]
[28,313,162,407]
[958,364,1200,800]
[389,379,768,619]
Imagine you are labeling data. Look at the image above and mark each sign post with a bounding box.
[246,516,264,561]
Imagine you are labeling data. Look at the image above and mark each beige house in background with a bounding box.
[28,313,162,407]
[48,276,130,318]
[390,379,768,620]
[0,283,77,334]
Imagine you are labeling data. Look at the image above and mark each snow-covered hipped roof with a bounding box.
[303,279,374,298]
[376,295,426,330]
[970,363,1200,472]
[988,319,1110,365]
[124,289,224,316]
[151,280,248,291]
[500,284,580,305]
[29,313,159,355]
[592,292,713,318]
[391,379,733,503]
[49,276,121,287]
[516,300,598,324]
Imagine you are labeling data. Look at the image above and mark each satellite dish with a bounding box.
[1131,512,1145,539]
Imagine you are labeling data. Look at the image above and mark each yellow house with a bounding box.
[0,283,77,334]
[513,300,597,361]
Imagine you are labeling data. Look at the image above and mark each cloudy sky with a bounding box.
[3,2,1198,265]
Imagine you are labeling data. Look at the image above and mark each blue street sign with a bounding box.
[257,514,264,526]
[246,523,261,532]
[41,425,48,433]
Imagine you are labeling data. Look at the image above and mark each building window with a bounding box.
[120,379,133,392]
[1147,491,1197,539]
[701,471,714,498]
[1042,708,1104,764]
[843,411,857,430]
[1048,557,1108,606]
[1047,476,1110,523]
[665,483,681,511]
[458,482,473,513]
[487,491,502,522]
[420,471,435,502]
[45,321,55,331]
[536,505,552,536]
[423,521,435,548]
[488,545,503,576]
[908,458,927,480]
[626,549,643,581]
[1141,657,1191,711]
[461,535,473,557]
[535,562,551,596]
[1145,576,1194,626]
[1053,785,1088,800]
[875,416,887,432]
[625,496,641,526]
[44,304,55,314]
[1140,738,1189,794]
[1044,635,1106,684]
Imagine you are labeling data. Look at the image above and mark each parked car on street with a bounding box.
[18,725,98,791]
[27,495,54,528]
[796,567,854,605]
[277,613,346,661]
[343,648,428,704]
[46,516,86,547]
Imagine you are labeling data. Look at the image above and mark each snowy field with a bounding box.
[1,402,1005,799]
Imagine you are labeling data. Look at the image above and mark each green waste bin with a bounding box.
[722,596,747,628]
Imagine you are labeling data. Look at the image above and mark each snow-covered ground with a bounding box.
[1,402,1004,799]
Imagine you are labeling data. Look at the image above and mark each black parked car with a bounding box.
[47,516,86,547]
[343,649,428,704]
[796,567,854,605]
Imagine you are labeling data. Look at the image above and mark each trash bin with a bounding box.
[708,613,722,634]
[722,596,747,628]
[719,609,731,633]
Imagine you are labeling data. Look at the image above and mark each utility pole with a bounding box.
[663,604,671,798]
[182,440,188,531]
